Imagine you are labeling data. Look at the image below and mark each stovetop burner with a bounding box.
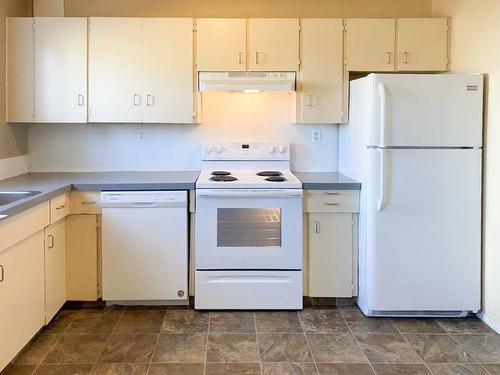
[211,171,231,176]
[265,176,287,182]
[210,175,238,182]
[257,171,283,177]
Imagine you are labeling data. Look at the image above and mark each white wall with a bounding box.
[432,0,500,332]
[28,92,338,172]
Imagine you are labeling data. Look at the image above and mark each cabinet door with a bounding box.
[248,18,299,71]
[346,19,395,72]
[308,213,354,297]
[297,19,344,124]
[35,17,87,123]
[196,18,246,71]
[89,18,142,123]
[0,232,45,371]
[65,215,98,301]
[44,220,66,323]
[397,18,448,71]
[6,17,34,123]
[143,18,194,123]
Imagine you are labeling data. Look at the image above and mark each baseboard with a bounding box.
[477,311,500,333]
[0,155,28,181]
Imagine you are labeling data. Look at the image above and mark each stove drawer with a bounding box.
[195,270,302,310]
[304,190,359,213]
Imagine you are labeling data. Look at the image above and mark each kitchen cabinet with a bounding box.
[142,18,194,123]
[89,18,142,123]
[397,18,448,71]
[345,19,396,72]
[65,214,99,301]
[89,17,195,123]
[34,17,87,123]
[44,219,66,322]
[0,232,45,371]
[304,190,359,298]
[292,19,344,124]
[196,18,246,71]
[6,18,35,123]
[248,18,300,71]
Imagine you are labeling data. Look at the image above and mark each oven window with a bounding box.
[217,208,282,247]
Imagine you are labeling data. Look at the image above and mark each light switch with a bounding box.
[312,130,321,143]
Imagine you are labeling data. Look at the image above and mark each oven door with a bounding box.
[195,189,303,270]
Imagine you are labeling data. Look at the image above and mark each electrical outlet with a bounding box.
[312,130,321,143]
[137,128,146,142]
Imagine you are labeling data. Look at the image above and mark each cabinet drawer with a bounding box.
[50,193,70,223]
[304,190,359,213]
[70,191,101,214]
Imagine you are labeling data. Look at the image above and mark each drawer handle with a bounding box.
[56,204,67,210]
[48,235,55,249]
[324,192,340,195]
[324,202,340,206]
[0,265,4,282]
[81,201,96,205]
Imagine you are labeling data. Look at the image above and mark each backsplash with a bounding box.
[28,92,339,172]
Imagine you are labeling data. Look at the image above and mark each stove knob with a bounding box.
[205,145,215,154]
[269,146,277,154]
[215,145,224,154]
[278,145,287,153]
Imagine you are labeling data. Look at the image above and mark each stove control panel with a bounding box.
[202,143,290,160]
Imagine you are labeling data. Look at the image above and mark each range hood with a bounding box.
[198,72,296,92]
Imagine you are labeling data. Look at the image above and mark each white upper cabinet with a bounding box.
[397,18,448,71]
[293,19,344,124]
[142,18,194,123]
[346,19,396,72]
[6,18,35,123]
[35,18,87,123]
[89,18,143,123]
[248,18,300,71]
[196,18,246,71]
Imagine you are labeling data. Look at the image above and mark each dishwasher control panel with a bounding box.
[100,191,187,207]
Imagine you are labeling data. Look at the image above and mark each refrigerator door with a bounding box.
[365,148,481,312]
[368,74,483,147]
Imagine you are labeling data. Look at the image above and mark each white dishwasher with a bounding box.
[101,191,188,303]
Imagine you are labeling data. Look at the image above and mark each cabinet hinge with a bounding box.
[351,216,355,227]
[344,58,348,66]
[343,24,347,32]
[192,24,197,32]
[297,58,301,67]
[298,23,301,32]
[192,111,196,119]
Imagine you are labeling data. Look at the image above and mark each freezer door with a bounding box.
[365,148,481,312]
[368,74,483,147]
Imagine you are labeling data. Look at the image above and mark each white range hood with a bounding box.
[198,71,296,92]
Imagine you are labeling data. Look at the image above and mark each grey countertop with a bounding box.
[0,171,200,220]
[294,172,361,190]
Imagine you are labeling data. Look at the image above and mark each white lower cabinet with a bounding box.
[65,214,99,301]
[0,232,45,371]
[305,190,359,298]
[44,219,66,323]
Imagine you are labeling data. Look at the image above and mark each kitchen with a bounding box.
[0,0,499,374]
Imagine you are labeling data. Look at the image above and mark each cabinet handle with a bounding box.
[324,202,340,206]
[81,201,96,205]
[325,192,340,196]
[133,94,141,106]
[78,94,85,106]
[386,52,392,64]
[307,94,313,107]
[238,51,244,65]
[56,204,67,210]
[48,235,55,249]
[0,265,4,283]
[404,51,409,64]
[255,52,261,65]
[314,220,320,234]
[146,94,154,106]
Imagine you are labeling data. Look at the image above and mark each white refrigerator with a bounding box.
[340,74,483,317]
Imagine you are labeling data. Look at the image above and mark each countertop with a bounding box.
[0,171,200,220]
[294,172,361,190]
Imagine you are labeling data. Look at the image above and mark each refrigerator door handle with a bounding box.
[377,148,389,211]
[378,83,388,146]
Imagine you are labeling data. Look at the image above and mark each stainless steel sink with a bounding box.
[0,191,41,206]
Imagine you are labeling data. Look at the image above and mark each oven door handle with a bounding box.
[196,189,303,198]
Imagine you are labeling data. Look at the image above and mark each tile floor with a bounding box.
[2,305,500,375]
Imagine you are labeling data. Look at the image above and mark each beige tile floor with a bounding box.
[2,305,500,375]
